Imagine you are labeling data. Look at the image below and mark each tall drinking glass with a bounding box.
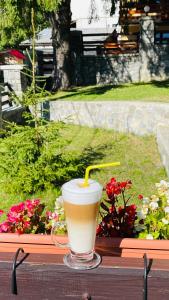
[52,178,102,270]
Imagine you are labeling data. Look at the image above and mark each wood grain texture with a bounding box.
[1,234,169,259]
[0,253,169,299]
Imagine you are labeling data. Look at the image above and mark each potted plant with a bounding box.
[0,179,169,259]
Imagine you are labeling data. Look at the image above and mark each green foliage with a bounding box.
[0,124,167,213]
[0,0,61,49]
[0,4,80,196]
[37,0,62,11]
[0,121,82,194]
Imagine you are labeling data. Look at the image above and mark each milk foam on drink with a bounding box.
[62,179,102,254]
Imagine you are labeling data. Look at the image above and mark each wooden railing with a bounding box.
[83,32,139,55]
[0,83,13,128]
[0,83,13,109]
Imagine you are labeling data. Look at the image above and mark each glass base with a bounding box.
[63,252,101,270]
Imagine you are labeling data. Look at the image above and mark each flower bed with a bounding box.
[0,178,169,259]
[97,178,169,240]
[0,233,169,259]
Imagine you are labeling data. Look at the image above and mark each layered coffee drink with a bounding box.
[64,199,99,253]
[62,179,102,256]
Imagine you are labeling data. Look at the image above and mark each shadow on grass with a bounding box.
[131,79,169,88]
[53,143,113,187]
[150,79,169,88]
[52,79,169,101]
[53,84,125,100]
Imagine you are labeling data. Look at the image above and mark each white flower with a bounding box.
[146,234,153,240]
[137,207,148,219]
[156,180,169,189]
[156,180,169,195]
[150,195,159,202]
[162,218,169,225]
[149,201,158,210]
[164,206,169,214]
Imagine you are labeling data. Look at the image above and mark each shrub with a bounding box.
[0,121,82,194]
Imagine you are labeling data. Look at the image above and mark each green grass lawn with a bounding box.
[50,80,169,102]
[0,124,167,214]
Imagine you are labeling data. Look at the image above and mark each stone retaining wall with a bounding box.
[50,101,169,136]
[50,100,169,176]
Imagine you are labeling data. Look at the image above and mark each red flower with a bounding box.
[106,178,132,198]
[126,204,137,213]
[109,205,115,213]
[138,194,143,200]
[120,180,132,189]
[106,178,122,197]
[97,177,137,238]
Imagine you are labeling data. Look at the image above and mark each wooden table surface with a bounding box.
[0,252,169,299]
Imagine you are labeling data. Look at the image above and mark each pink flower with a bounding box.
[0,221,10,232]
[7,212,21,223]
[32,199,40,206]
[0,198,56,234]
[25,199,34,210]
[46,211,58,221]
[25,199,40,211]
[10,202,25,213]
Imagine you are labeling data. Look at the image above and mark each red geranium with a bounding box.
[97,178,137,238]
[106,178,132,198]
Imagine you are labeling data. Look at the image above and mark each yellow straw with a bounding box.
[81,162,120,187]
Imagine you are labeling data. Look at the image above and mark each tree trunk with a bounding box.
[50,0,72,91]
